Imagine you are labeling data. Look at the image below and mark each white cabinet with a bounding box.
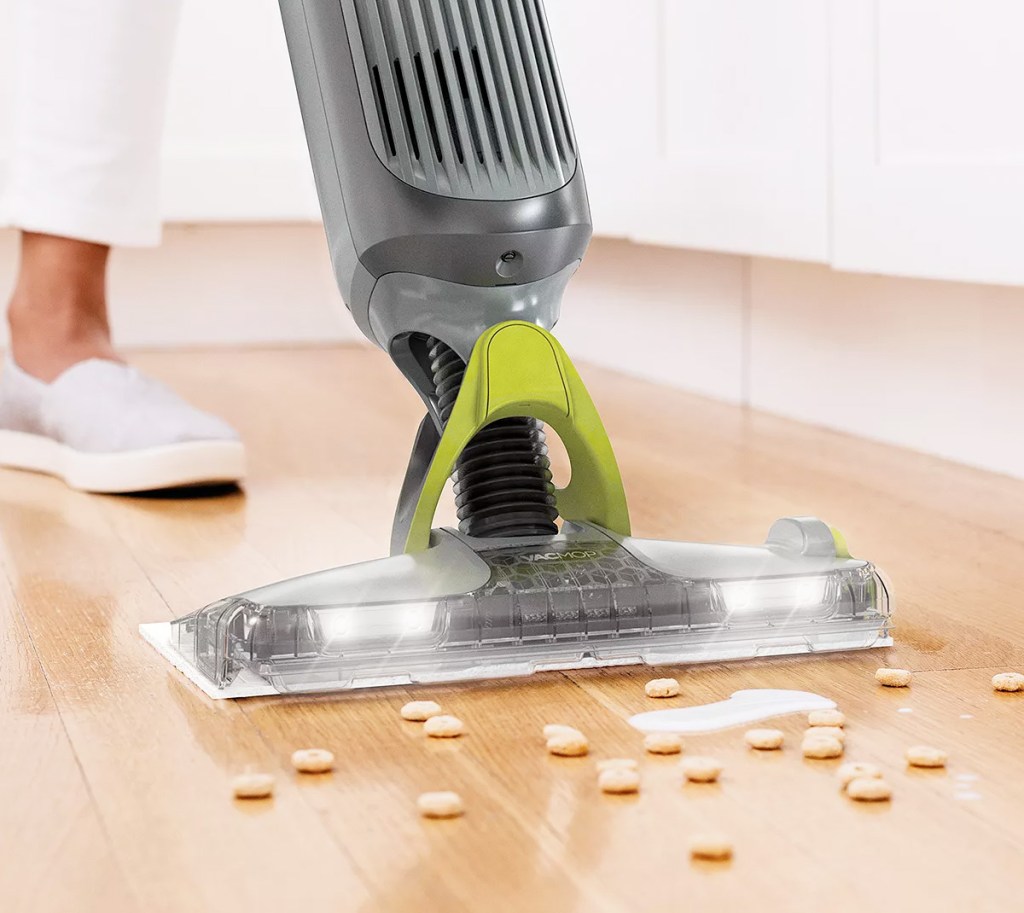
[830,0,1024,286]
[640,0,830,262]
[553,0,1024,287]
[543,0,661,239]
[0,0,17,193]
[548,0,830,261]
[160,0,319,221]
[15,0,1011,289]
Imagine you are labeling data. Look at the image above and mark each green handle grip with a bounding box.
[403,321,631,553]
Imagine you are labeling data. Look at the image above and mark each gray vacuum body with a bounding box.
[280,0,592,377]
[138,2,893,698]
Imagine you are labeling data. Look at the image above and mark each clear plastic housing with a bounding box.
[167,519,892,694]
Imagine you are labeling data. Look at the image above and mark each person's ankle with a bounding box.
[7,290,122,383]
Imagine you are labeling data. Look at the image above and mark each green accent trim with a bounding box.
[403,321,631,553]
[830,526,852,559]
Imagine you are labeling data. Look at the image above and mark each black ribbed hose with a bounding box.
[427,337,559,538]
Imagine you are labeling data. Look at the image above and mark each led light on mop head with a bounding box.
[167,518,890,695]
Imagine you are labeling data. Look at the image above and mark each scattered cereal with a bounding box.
[689,835,733,861]
[875,668,912,687]
[232,772,275,800]
[744,728,784,750]
[290,748,335,774]
[417,791,464,819]
[599,767,641,794]
[547,731,590,757]
[680,756,723,783]
[847,777,892,802]
[597,758,639,772]
[644,733,683,755]
[802,735,843,760]
[906,745,948,769]
[803,726,845,743]
[837,762,883,789]
[992,672,1024,693]
[424,715,464,738]
[808,709,846,728]
[645,678,681,698]
[401,700,443,721]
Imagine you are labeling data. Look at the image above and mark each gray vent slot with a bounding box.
[342,0,578,200]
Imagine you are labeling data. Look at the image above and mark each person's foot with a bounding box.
[0,355,246,493]
[6,233,122,382]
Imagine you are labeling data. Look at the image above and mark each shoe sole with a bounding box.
[0,429,246,493]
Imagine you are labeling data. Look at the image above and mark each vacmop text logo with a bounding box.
[525,550,603,562]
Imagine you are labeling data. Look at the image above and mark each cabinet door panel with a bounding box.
[639,0,829,261]
[831,0,1024,286]
[543,0,661,237]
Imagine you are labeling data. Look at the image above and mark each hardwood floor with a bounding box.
[1,346,1022,913]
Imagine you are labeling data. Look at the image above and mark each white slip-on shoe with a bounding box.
[0,356,246,493]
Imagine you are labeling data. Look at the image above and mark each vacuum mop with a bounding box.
[145,0,891,696]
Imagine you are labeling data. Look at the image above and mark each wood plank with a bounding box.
[101,355,615,913]
[1,346,1022,913]
[0,547,137,913]
[0,476,368,913]
[567,661,1024,909]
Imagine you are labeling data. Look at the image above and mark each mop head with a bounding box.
[139,6,889,699]
[142,517,890,697]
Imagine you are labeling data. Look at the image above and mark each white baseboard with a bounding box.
[558,241,747,404]
[747,257,1024,480]
[0,226,1020,480]
[0,223,362,349]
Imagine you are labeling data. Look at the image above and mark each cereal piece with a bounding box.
[401,700,443,721]
[679,756,723,783]
[597,758,640,772]
[803,726,846,743]
[992,672,1024,693]
[417,791,464,819]
[231,772,275,800]
[847,777,892,802]
[837,762,883,789]
[689,835,733,861]
[424,715,464,738]
[808,708,846,728]
[547,731,590,757]
[875,667,912,687]
[644,732,683,755]
[645,677,681,698]
[744,728,784,750]
[543,723,583,740]
[906,745,948,769]
[802,735,844,759]
[598,767,641,794]
[290,748,335,774]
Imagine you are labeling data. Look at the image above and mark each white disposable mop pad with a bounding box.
[139,622,277,699]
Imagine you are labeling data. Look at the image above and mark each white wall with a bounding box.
[1,226,1018,481]
[6,0,1024,289]
[0,1,1020,480]
[0,224,358,348]
[830,0,1024,286]
[0,0,14,188]
[0,0,318,220]
[160,0,319,221]
[745,258,1024,479]
[562,239,1024,481]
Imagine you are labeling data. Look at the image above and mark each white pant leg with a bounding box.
[1,0,183,247]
